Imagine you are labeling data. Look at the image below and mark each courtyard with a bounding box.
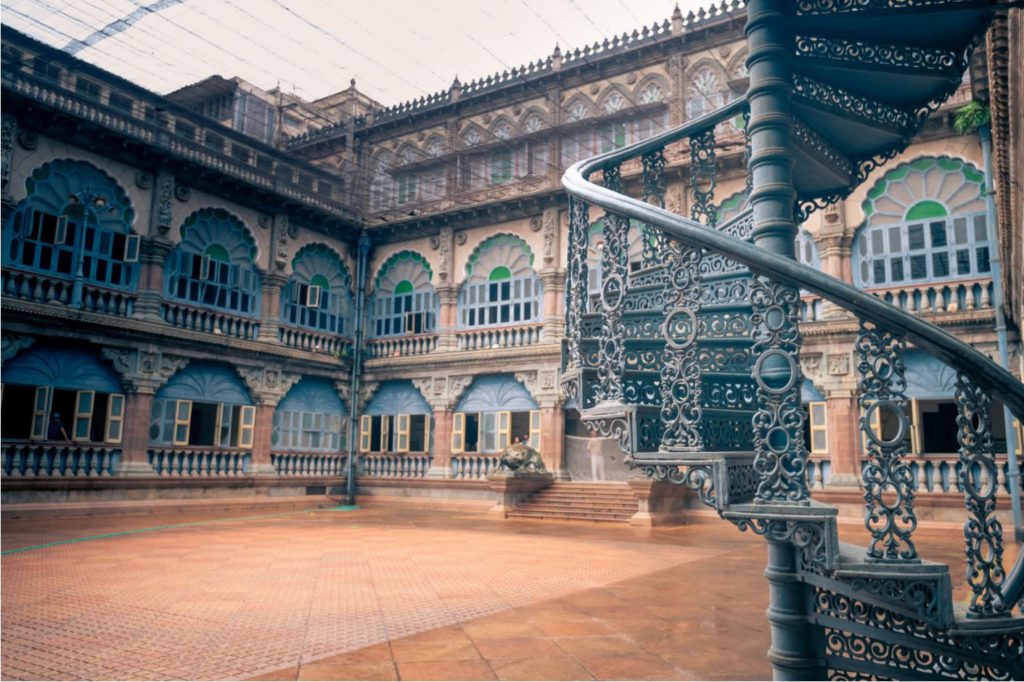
[3,505,1012,681]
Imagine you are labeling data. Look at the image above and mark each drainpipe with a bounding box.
[345,230,371,506]
[980,124,1022,542]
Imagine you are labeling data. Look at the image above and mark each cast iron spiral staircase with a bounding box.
[561,1,1024,678]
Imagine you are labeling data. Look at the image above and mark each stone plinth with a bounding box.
[486,470,553,517]
[627,476,691,527]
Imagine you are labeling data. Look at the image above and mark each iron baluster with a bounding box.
[690,127,718,227]
[742,110,752,197]
[857,321,918,562]
[954,373,1009,618]
[640,147,666,267]
[750,277,809,504]
[564,195,590,369]
[595,165,628,403]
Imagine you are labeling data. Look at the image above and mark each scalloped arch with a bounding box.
[178,208,258,263]
[596,84,630,115]
[563,94,595,122]
[21,159,135,233]
[291,243,351,289]
[489,115,517,140]
[373,250,433,292]
[861,156,986,226]
[518,107,549,133]
[465,233,535,279]
[634,74,670,105]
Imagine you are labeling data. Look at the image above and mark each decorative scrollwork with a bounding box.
[954,374,1009,618]
[731,518,829,574]
[857,321,918,562]
[659,239,704,451]
[690,127,718,227]
[792,75,912,130]
[750,277,809,504]
[640,463,717,508]
[595,166,628,403]
[795,35,960,71]
[640,148,666,268]
[565,195,590,369]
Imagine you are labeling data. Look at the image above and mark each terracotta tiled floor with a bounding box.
[2,505,1013,681]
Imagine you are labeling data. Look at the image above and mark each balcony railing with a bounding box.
[2,270,136,317]
[278,325,350,355]
[807,454,1020,495]
[800,279,995,323]
[2,442,120,477]
[455,323,544,351]
[449,455,502,480]
[364,333,438,358]
[358,453,431,478]
[148,447,251,476]
[271,452,348,477]
[162,301,260,340]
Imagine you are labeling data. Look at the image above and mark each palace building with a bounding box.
[1,5,1021,521]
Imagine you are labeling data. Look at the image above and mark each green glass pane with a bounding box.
[310,274,331,289]
[394,280,414,294]
[489,266,512,282]
[905,200,948,221]
[204,243,231,262]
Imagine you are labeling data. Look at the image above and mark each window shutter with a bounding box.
[56,215,68,244]
[306,284,321,308]
[123,234,140,262]
[31,386,51,440]
[238,405,256,448]
[105,393,125,443]
[808,402,828,455]
[423,415,431,454]
[1014,419,1023,457]
[396,413,410,452]
[73,391,95,441]
[380,415,391,453]
[529,410,541,450]
[497,411,511,450]
[359,415,372,453]
[910,398,922,455]
[451,412,465,454]
[173,400,192,446]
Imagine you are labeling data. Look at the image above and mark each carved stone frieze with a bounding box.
[827,352,851,376]
[411,377,434,405]
[273,213,290,272]
[1,333,34,366]
[514,370,538,396]
[802,353,824,382]
[446,375,474,409]
[1,113,16,202]
[153,171,174,235]
[435,227,454,282]
[99,348,189,394]
[541,206,558,267]
[237,365,302,405]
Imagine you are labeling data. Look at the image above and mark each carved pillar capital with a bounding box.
[1,333,35,367]
[1,112,17,206]
[100,348,189,395]
[236,364,302,405]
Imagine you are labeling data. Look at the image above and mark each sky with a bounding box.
[3,0,712,105]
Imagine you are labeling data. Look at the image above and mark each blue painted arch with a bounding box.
[156,360,252,405]
[456,375,537,412]
[3,344,122,393]
[277,377,346,414]
[364,381,431,416]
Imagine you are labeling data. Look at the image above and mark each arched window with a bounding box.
[370,251,438,337]
[1,343,125,444]
[150,361,255,448]
[3,160,138,290]
[855,157,990,287]
[359,381,432,453]
[273,378,346,452]
[451,374,540,453]
[686,66,727,120]
[460,235,540,328]
[281,244,351,335]
[165,208,261,316]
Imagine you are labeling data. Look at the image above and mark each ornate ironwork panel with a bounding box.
[856,322,918,562]
[565,195,590,370]
[954,374,1009,618]
[640,148,666,267]
[595,167,628,403]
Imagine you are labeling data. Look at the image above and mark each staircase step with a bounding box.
[509,482,639,523]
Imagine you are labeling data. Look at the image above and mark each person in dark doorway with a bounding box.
[587,426,605,481]
[48,412,70,442]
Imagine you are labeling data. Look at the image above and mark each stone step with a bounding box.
[506,509,634,522]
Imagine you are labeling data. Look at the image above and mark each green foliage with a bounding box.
[954,101,990,136]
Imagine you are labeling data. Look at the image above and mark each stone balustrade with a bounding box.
[148,447,251,476]
[871,278,993,314]
[2,442,121,477]
[364,334,438,358]
[278,326,350,356]
[358,453,431,478]
[807,454,1019,495]
[806,457,832,489]
[450,455,503,480]
[800,295,824,323]
[2,270,136,317]
[455,323,544,351]
[271,452,349,477]
[162,301,260,340]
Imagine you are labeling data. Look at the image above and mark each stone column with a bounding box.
[539,269,566,341]
[132,236,174,323]
[116,389,157,476]
[539,402,566,477]
[250,403,277,477]
[817,204,855,320]
[824,389,861,488]
[258,271,288,343]
[436,282,459,351]
[430,408,453,478]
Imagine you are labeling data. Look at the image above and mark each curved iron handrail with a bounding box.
[562,99,1024,419]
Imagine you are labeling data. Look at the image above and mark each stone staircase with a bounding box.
[505,481,638,522]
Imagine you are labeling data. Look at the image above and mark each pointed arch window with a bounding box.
[460,235,541,328]
[855,157,991,287]
[4,160,139,290]
[282,244,352,334]
[165,208,261,316]
[686,67,727,120]
[370,252,438,337]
